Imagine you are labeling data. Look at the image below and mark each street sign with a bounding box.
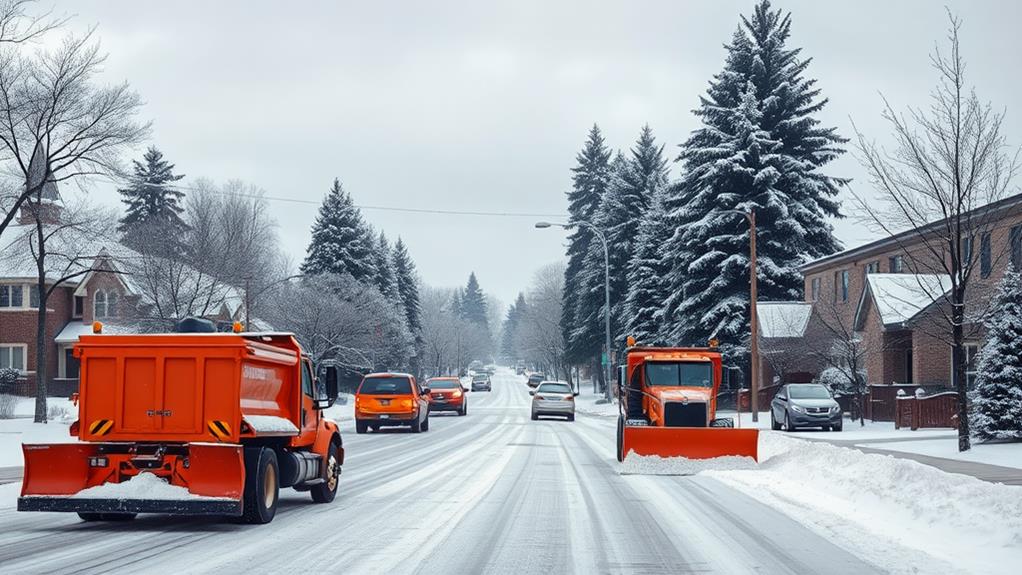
[601,352,608,366]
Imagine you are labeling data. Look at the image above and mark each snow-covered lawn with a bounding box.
[860,437,1022,470]
[731,410,957,440]
[321,392,355,423]
[705,433,1022,575]
[0,397,78,468]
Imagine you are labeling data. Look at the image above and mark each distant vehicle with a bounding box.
[515,366,526,376]
[425,377,468,416]
[355,373,430,434]
[530,381,576,421]
[482,365,496,375]
[770,383,843,432]
[526,373,545,388]
[468,360,484,372]
[471,373,491,392]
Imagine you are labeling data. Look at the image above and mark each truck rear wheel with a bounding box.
[616,415,625,462]
[311,442,340,504]
[242,447,279,524]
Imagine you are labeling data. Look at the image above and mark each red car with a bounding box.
[425,377,468,416]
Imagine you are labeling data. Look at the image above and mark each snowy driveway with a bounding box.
[0,372,944,574]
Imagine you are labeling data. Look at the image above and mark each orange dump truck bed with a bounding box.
[18,332,341,521]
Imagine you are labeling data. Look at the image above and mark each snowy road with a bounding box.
[1,371,888,574]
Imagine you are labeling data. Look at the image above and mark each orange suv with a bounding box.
[425,377,468,416]
[355,373,430,434]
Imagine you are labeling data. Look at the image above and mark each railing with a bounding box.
[895,391,959,430]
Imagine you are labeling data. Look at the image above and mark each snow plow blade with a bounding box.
[618,427,759,462]
[18,442,245,516]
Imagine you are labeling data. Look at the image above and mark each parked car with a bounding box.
[355,373,430,434]
[770,383,843,432]
[530,381,576,421]
[471,373,491,392]
[526,373,545,388]
[515,366,526,376]
[425,377,468,416]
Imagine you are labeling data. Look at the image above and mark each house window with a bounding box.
[864,260,879,280]
[29,285,39,308]
[810,277,820,302]
[1011,225,1022,269]
[94,290,119,319]
[964,344,980,389]
[1,285,24,308]
[889,255,904,273]
[962,236,974,268]
[980,232,992,279]
[0,344,26,372]
[834,270,849,302]
[73,296,85,318]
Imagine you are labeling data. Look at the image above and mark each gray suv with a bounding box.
[770,384,843,432]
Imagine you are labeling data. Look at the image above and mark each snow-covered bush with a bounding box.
[0,367,19,419]
[970,265,1022,442]
[818,366,866,396]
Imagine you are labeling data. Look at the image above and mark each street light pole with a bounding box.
[725,209,759,422]
[536,220,613,401]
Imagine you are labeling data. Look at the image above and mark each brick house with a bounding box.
[760,192,1022,394]
[0,201,250,397]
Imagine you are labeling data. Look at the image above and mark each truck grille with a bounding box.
[663,402,707,427]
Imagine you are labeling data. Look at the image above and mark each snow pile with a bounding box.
[243,414,299,434]
[71,472,232,500]
[620,453,757,475]
[708,433,1022,574]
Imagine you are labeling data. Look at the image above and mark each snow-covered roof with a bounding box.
[756,302,813,338]
[856,274,952,328]
[54,321,139,344]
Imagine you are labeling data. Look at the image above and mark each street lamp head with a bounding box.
[534,221,552,229]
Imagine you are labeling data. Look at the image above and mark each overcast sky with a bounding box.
[60,0,1022,308]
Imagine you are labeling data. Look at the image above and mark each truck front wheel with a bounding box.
[311,442,340,504]
[242,447,279,524]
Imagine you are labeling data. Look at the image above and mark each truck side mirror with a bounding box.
[324,365,339,401]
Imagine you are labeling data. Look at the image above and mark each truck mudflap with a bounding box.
[617,424,759,462]
[19,442,245,516]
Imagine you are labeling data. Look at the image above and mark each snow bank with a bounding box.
[707,433,1022,574]
[243,414,299,434]
[620,453,757,475]
[71,472,233,501]
[860,437,1022,470]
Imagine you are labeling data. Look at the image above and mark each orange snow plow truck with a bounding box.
[616,341,758,462]
[18,319,344,524]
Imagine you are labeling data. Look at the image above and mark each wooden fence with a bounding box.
[866,384,920,421]
[895,392,959,430]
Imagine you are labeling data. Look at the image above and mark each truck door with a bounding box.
[299,360,318,441]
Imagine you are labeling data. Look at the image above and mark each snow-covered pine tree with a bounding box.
[562,124,612,364]
[374,231,400,302]
[460,272,489,332]
[301,179,379,283]
[662,0,845,348]
[622,184,673,346]
[501,292,526,359]
[117,147,187,253]
[392,237,422,334]
[971,265,1022,441]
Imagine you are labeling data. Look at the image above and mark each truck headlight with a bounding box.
[792,404,806,414]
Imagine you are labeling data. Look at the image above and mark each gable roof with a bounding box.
[756,302,813,338]
[854,273,952,329]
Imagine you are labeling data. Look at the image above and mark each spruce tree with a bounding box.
[392,237,422,333]
[461,272,489,331]
[501,292,526,358]
[971,266,1022,441]
[118,147,187,253]
[562,124,612,363]
[301,179,378,283]
[374,231,400,302]
[623,185,673,346]
[663,0,846,348]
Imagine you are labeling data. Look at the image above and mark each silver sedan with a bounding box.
[530,381,576,421]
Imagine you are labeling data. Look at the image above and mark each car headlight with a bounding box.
[791,404,807,414]
[831,405,841,413]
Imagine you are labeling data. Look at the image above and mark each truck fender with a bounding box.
[313,419,343,465]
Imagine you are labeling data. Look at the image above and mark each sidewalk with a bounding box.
[799,435,1022,486]
[0,466,21,486]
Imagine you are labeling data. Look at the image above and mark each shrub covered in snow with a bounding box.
[0,368,19,419]
[971,265,1022,441]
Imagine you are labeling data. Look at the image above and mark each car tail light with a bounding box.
[401,398,415,410]
[564,395,574,401]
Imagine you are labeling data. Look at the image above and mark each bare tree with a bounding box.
[516,263,569,381]
[0,197,119,422]
[852,13,1019,450]
[0,30,150,239]
[0,1,65,46]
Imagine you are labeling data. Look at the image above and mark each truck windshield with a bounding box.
[359,377,412,395]
[645,362,713,388]
[427,379,461,389]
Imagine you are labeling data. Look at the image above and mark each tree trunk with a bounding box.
[33,222,48,424]
[952,297,971,451]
